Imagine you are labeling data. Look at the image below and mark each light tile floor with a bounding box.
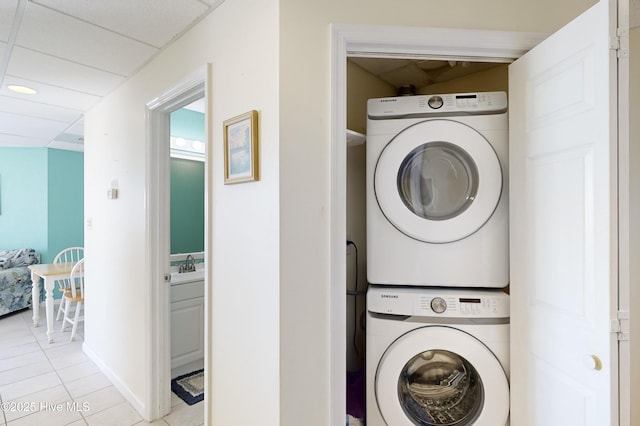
[0,309,204,426]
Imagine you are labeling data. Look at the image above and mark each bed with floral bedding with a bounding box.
[0,248,40,317]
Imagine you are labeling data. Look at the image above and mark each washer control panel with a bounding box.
[430,297,447,314]
[368,286,509,318]
[367,91,508,119]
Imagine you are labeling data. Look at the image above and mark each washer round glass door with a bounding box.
[375,326,509,426]
[374,119,502,243]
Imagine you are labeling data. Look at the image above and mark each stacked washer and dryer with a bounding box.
[365,92,511,426]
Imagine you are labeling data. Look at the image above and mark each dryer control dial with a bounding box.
[428,95,444,109]
[430,297,447,314]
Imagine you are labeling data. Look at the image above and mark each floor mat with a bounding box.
[171,369,204,405]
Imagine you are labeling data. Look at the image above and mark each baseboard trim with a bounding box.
[82,342,147,420]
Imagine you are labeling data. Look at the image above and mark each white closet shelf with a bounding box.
[346,129,365,146]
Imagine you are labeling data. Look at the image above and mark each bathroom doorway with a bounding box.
[168,99,206,394]
[145,66,210,422]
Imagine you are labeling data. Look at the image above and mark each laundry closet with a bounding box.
[345,57,511,424]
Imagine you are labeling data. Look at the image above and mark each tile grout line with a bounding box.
[23,312,90,425]
[33,314,82,425]
[28,316,125,425]
[0,315,57,397]
[0,312,55,424]
[34,323,92,426]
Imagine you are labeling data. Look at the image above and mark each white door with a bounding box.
[509,1,624,424]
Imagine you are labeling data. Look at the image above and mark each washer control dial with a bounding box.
[428,95,444,109]
[430,297,447,314]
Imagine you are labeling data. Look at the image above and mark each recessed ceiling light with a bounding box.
[7,85,38,95]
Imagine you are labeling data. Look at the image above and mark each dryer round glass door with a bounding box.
[397,142,479,221]
[375,326,509,426]
[374,119,502,243]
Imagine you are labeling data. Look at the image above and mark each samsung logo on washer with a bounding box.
[380,294,399,299]
[380,98,397,103]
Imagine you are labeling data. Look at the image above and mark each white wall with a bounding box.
[84,0,279,424]
[278,0,596,424]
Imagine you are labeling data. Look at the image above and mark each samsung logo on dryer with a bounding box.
[380,294,399,299]
[380,98,397,103]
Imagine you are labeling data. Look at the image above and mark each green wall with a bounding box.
[0,148,84,263]
[170,158,204,254]
[0,148,49,257]
[47,149,85,262]
[170,107,205,254]
[171,108,205,141]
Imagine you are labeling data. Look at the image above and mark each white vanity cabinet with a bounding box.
[170,276,204,372]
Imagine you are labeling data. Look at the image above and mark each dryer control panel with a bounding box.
[367,286,509,318]
[367,91,508,119]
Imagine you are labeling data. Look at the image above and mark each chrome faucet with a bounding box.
[179,254,197,273]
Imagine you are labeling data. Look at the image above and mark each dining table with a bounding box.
[28,262,79,343]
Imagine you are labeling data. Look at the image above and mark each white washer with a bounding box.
[366,286,509,426]
[367,92,509,287]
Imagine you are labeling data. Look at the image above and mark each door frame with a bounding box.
[145,64,210,421]
[329,24,546,424]
[616,2,632,425]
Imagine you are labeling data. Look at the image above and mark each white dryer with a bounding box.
[367,92,509,287]
[366,286,510,426]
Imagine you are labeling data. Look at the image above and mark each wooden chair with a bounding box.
[61,258,85,341]
[53,247,84,321]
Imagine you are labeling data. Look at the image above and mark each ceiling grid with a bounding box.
[0,0,222,151]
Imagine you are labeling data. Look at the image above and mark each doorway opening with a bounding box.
[331,25,546,425]
[168,98,206,384]
[344,56,511,423]
[146,66,210,422]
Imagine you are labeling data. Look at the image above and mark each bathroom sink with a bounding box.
[170,268,204,284]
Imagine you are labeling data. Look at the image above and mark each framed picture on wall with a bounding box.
[223,110,259,184]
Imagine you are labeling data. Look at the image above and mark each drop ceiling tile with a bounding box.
[8,47,125,96]
[64,119,84,136]
[0,133,50,148]
[17,3,158,76]
[34,0,210,48]
[1,76,101,111]
[0,0,18,42]
[200,0,225,6]
[0,95,82,123]
[47,140,84,152]
[0,111,70,140]
[52,131,83,144]
[0,41,6,60]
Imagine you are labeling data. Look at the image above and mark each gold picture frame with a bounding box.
[223,110,259,184]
